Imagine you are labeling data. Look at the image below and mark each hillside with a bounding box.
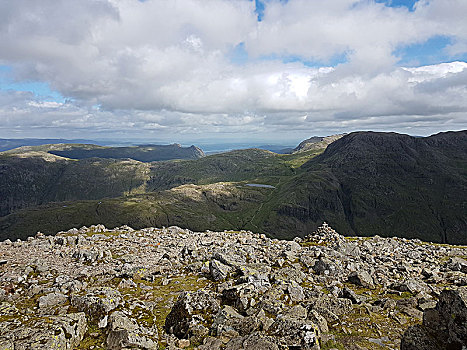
[293,134,346,153]
[5,143,205,162]
[0,138,103,152]
[0,131,466,244]
[0,223,466,349]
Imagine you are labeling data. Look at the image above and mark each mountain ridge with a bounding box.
[0,130,466,244]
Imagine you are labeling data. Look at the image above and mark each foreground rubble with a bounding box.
[0,223,466,349]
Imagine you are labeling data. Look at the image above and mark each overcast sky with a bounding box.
[0,0,466,145]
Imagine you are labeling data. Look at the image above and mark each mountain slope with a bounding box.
[5,143,205,162]
[272,131,467,243]
[1,131,466,244]
[293,134,345,153]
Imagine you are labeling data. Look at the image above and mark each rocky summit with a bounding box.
[0,224,466,350]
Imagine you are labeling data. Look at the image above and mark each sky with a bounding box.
[0,0,466,145]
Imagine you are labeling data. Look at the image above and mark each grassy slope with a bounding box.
[1,131,466,244]
[0,147,326,240]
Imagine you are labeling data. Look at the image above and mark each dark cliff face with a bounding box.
[275,131,467,244]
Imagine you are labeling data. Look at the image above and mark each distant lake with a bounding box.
[246,184,275,189]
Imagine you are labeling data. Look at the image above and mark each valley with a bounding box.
[0,131,466,244]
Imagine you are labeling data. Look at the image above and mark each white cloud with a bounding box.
[0,0,466,142]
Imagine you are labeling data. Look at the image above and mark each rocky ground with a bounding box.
[0,223,466,350]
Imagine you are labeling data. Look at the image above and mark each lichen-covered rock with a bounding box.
[71,287,122,317]
[400,325,442,350]
[446,257,467,274]
[209,259,231,281]
[348,270,375,289]
[269,314,320,349]
[313,257,340,276]
[38,292,68,308]
[401,286,467,349]
[106,311,157,350]
[165,289,220,339]
[8,312,87,350]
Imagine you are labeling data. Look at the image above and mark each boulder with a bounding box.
[71,287,122,317]
[269,314,320,349]
[401,286,467,349]
[348,270,375,289]
[106,311,157,350]
[165,290,220,339]
[446,257,467,274]
[10,312,87,350]
[209,259,231,281]
[38,292,68,309]
[312,257,340,276]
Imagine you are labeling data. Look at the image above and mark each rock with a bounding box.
[307,309,328,334]
[348,270,375,289]
[426,286,467,347]
[339,287,361,304]
[0,339,14,350]
[198,336,222,350]
[307,295,352,323]
[99,315,108,328]
[446,257,467,273]
[392,278,430,294]
[226,333,279,350]
[212,305,244,339]
[106,311,157,350]
[165,290,220,339]
[400,325,441,350]
[118,278,137,289]
[313,257,340,276]
[178,338,190,348]
[222,283,261,313]
[288,282,305,302]
[286,240,302,253]
[402,286,467,349]
[38,292,68,308]
[209,259,231,281]
[273,266,306,284]
[2,222,467,349]
[72,248,103,262]
[8,312,87,350]
[71,287,122,316]
[269,315,320,349]
[281,305,308,320]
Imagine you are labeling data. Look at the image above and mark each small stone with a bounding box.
[348,271,375,289]
[178,339,190,348]
[38,292,68,308]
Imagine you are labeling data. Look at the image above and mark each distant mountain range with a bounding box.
[0,131,466,244]
[0,138,107,152]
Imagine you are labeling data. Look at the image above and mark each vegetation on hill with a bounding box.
[0,131,466,244]
[5,143,204,162]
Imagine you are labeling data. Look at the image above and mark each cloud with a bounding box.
[0,0,466,141]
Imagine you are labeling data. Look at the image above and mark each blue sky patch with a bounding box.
[0,67,65,102]
[395,35,467,66]
[376,0,418,11]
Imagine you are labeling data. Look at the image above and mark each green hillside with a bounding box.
[1,131,466,244]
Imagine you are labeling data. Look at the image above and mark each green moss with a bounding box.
[321,339,346,350]
[78,321,106,350]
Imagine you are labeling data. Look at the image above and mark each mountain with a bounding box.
[293,134,345,153]
[1,131,466,244]
[0,138,106,152]
[5,143,205,162]
[271,131,467,244]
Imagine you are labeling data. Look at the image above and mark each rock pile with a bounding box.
[0,223,466,349]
